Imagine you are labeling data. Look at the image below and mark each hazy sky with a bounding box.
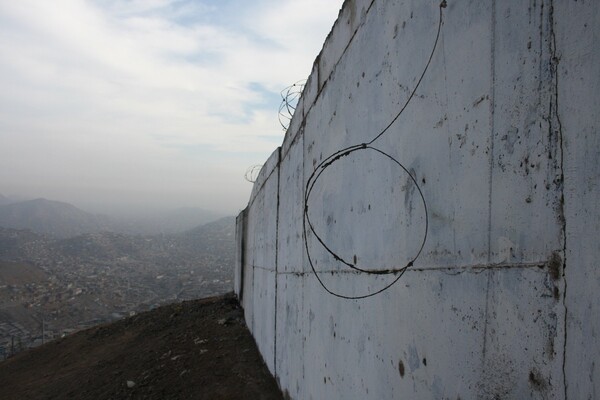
[0,0,342,215]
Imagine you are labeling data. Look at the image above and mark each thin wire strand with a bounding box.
[302,2,445,299]
[367,2,445,146]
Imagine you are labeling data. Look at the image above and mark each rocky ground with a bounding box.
[0,293,283,400]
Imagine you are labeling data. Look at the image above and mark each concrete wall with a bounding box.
[234,0,600,398]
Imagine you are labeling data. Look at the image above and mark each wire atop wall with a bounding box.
[278,80,306,131]
[303,1,447,299]
[244,164,263,183]
[244,80,304,184]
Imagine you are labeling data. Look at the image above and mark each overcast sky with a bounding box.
[0,0,342,215]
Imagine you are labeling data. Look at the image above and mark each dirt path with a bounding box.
[0,293,283,400]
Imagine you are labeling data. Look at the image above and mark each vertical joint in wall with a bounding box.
[548,1,567,397]
[273,148,281,379]
[239,210,246,302]
[482,0,497,363]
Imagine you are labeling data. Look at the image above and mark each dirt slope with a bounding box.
[0,293,282,400]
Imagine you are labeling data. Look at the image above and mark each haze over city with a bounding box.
[0,0,342,216]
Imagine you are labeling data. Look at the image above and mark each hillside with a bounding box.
[0,294,283,400]
[110,207,225,235]
[0,198,109,238]
[0,261,48,285]
[0,217,236,355]
[0,197,227,237]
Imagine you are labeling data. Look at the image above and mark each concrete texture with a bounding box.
[234,0,599,398]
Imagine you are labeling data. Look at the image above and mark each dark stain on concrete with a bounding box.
[548,251,562,281]
[553,286,560,300]
[473,94,487,107]
[528,368,547,392]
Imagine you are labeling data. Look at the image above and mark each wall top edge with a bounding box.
[247,0,367,207]
[248,147,281,206]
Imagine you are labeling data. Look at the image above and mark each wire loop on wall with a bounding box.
[302,2,446,299]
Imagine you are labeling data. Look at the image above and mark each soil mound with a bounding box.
[0,293,282,400]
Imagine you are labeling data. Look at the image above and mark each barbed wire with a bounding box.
[303,1,446,299]
[244,164,263,183]
[278,80,306,131]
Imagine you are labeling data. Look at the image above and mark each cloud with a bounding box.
[0,0,342,213]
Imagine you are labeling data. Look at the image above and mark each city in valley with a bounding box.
[0,202,235,359]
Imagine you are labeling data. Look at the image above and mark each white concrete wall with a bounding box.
[235,0,600,398]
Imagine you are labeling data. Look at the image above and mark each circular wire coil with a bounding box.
[244,164,264,183]
[278,80,306,131]
[302,2,446,299]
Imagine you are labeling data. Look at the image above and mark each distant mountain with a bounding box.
[0,195,228,237]
[0,194,10,206]
[0,198,109,238]
[160,207,225,233]
[0,194,29,206]
[183,216,235,237]
[110,207,225,235]
[0,227,52,260]
[0,216,237,269]
[178,216,236,253]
